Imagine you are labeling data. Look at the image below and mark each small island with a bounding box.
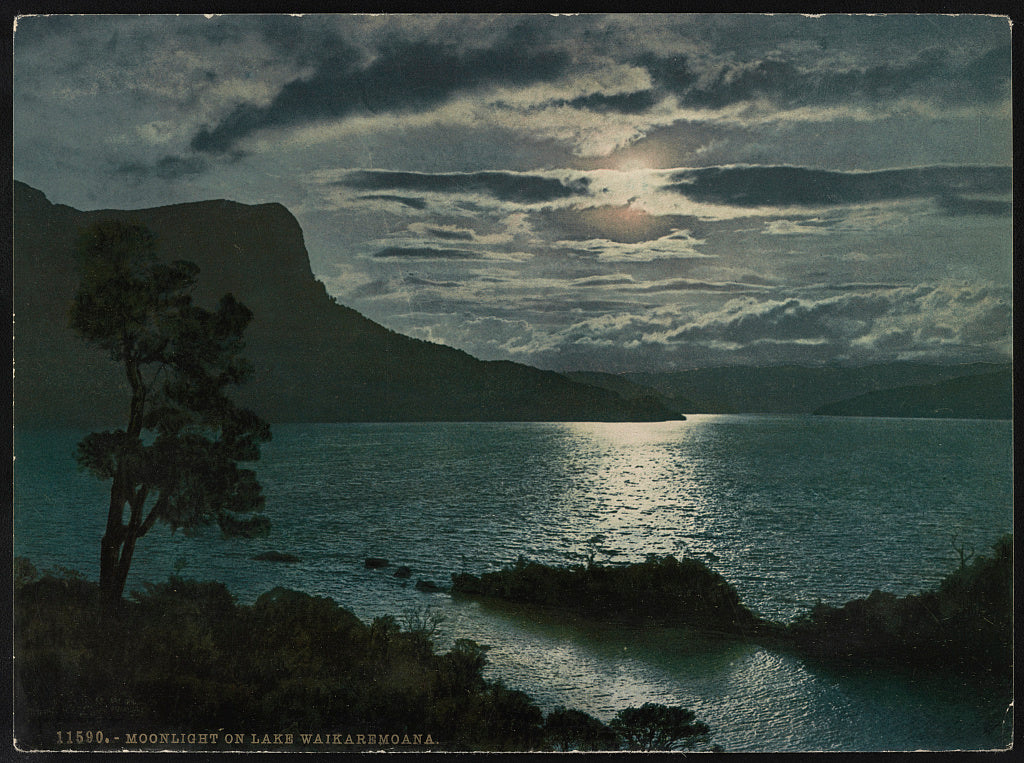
[453,553,763,635]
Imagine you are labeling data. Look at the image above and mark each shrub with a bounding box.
[15,565,630,751]
[786,534,1012,679]
[543,706,620,751]
[610,702,712,751]
[451,554,761,632]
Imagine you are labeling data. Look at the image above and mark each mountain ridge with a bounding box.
[15,181,1009,424]
[13,181,680,425]
[813,369,1012,419]
[617,363,1012,416]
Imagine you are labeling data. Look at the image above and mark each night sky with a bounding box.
[13,13,1012,372]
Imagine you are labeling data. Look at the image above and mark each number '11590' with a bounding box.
[57,730,108,744]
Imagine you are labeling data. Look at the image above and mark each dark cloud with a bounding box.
[252,15,350,67]
[425,227,474,241]
[13,14,83,40]
[674,45,1009,109]
[770,215,838,229]
[341,170,590,204]
[545,90,660,115]
[355,274,463,295]
[811,283,906,292]
[935,195,1011,217]
[656,286,1011,360]
[189,47,362,154]
[513,297,642,315]
[510,37,1007,123]
[115,154,209,180]
[945,43,1011,104]
[372,246,477,259]
[191,27,570,154]
[665,165,1010,208]
[357,194,428,210]
[633,52,697,95]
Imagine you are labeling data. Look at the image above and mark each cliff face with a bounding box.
[13,181,680,425]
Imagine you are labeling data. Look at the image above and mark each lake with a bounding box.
[13,415,1013,751]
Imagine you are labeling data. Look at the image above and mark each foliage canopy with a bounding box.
[69,220,271,603]
[610,702,712,751]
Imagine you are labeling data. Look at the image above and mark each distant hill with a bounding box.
[563,371,696,415]
[813,370,1012,419]
[13,181,679,425]
[621,364,1012,416]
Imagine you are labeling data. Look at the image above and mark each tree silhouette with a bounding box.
[610,702,711,751]
[542,706,620,751]
[69,220,271,605]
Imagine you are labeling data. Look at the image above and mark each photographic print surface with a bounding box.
[12,13,1012,753]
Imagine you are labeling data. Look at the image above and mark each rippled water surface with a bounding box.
[14,416,1013,751]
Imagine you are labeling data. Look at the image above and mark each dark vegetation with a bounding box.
[69,219,272,605]
[539,703,715,752]
[542,707,621,751]
[784,534,1012,682]
[610,703,713,751]
[453,554,763,634]
[452,537,1013,689]
[13,560,714,752]
[13,538,1010,750]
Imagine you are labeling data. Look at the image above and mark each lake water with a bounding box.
[13,415,1013,751]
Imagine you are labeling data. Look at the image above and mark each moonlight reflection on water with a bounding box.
[13,416,1012,750]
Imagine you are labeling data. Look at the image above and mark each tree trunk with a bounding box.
[112,531,140,603]
[100,520,142,607]
[99,471,129,607]
[99,361,146,608]
[99,500,150,607]
[100,540,134,607]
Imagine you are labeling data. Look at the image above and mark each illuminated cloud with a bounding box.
[13,14,1012,371]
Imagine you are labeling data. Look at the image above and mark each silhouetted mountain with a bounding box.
[622,364,1012,415]
[564,371,696,416]
[13,182,679,425]
[813,370,1012,419]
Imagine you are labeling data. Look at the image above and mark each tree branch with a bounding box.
[139,494,169,537]
[128,484,150,528]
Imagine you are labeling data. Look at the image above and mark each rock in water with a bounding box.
[415,579,447,593]
[253,551,301,563]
